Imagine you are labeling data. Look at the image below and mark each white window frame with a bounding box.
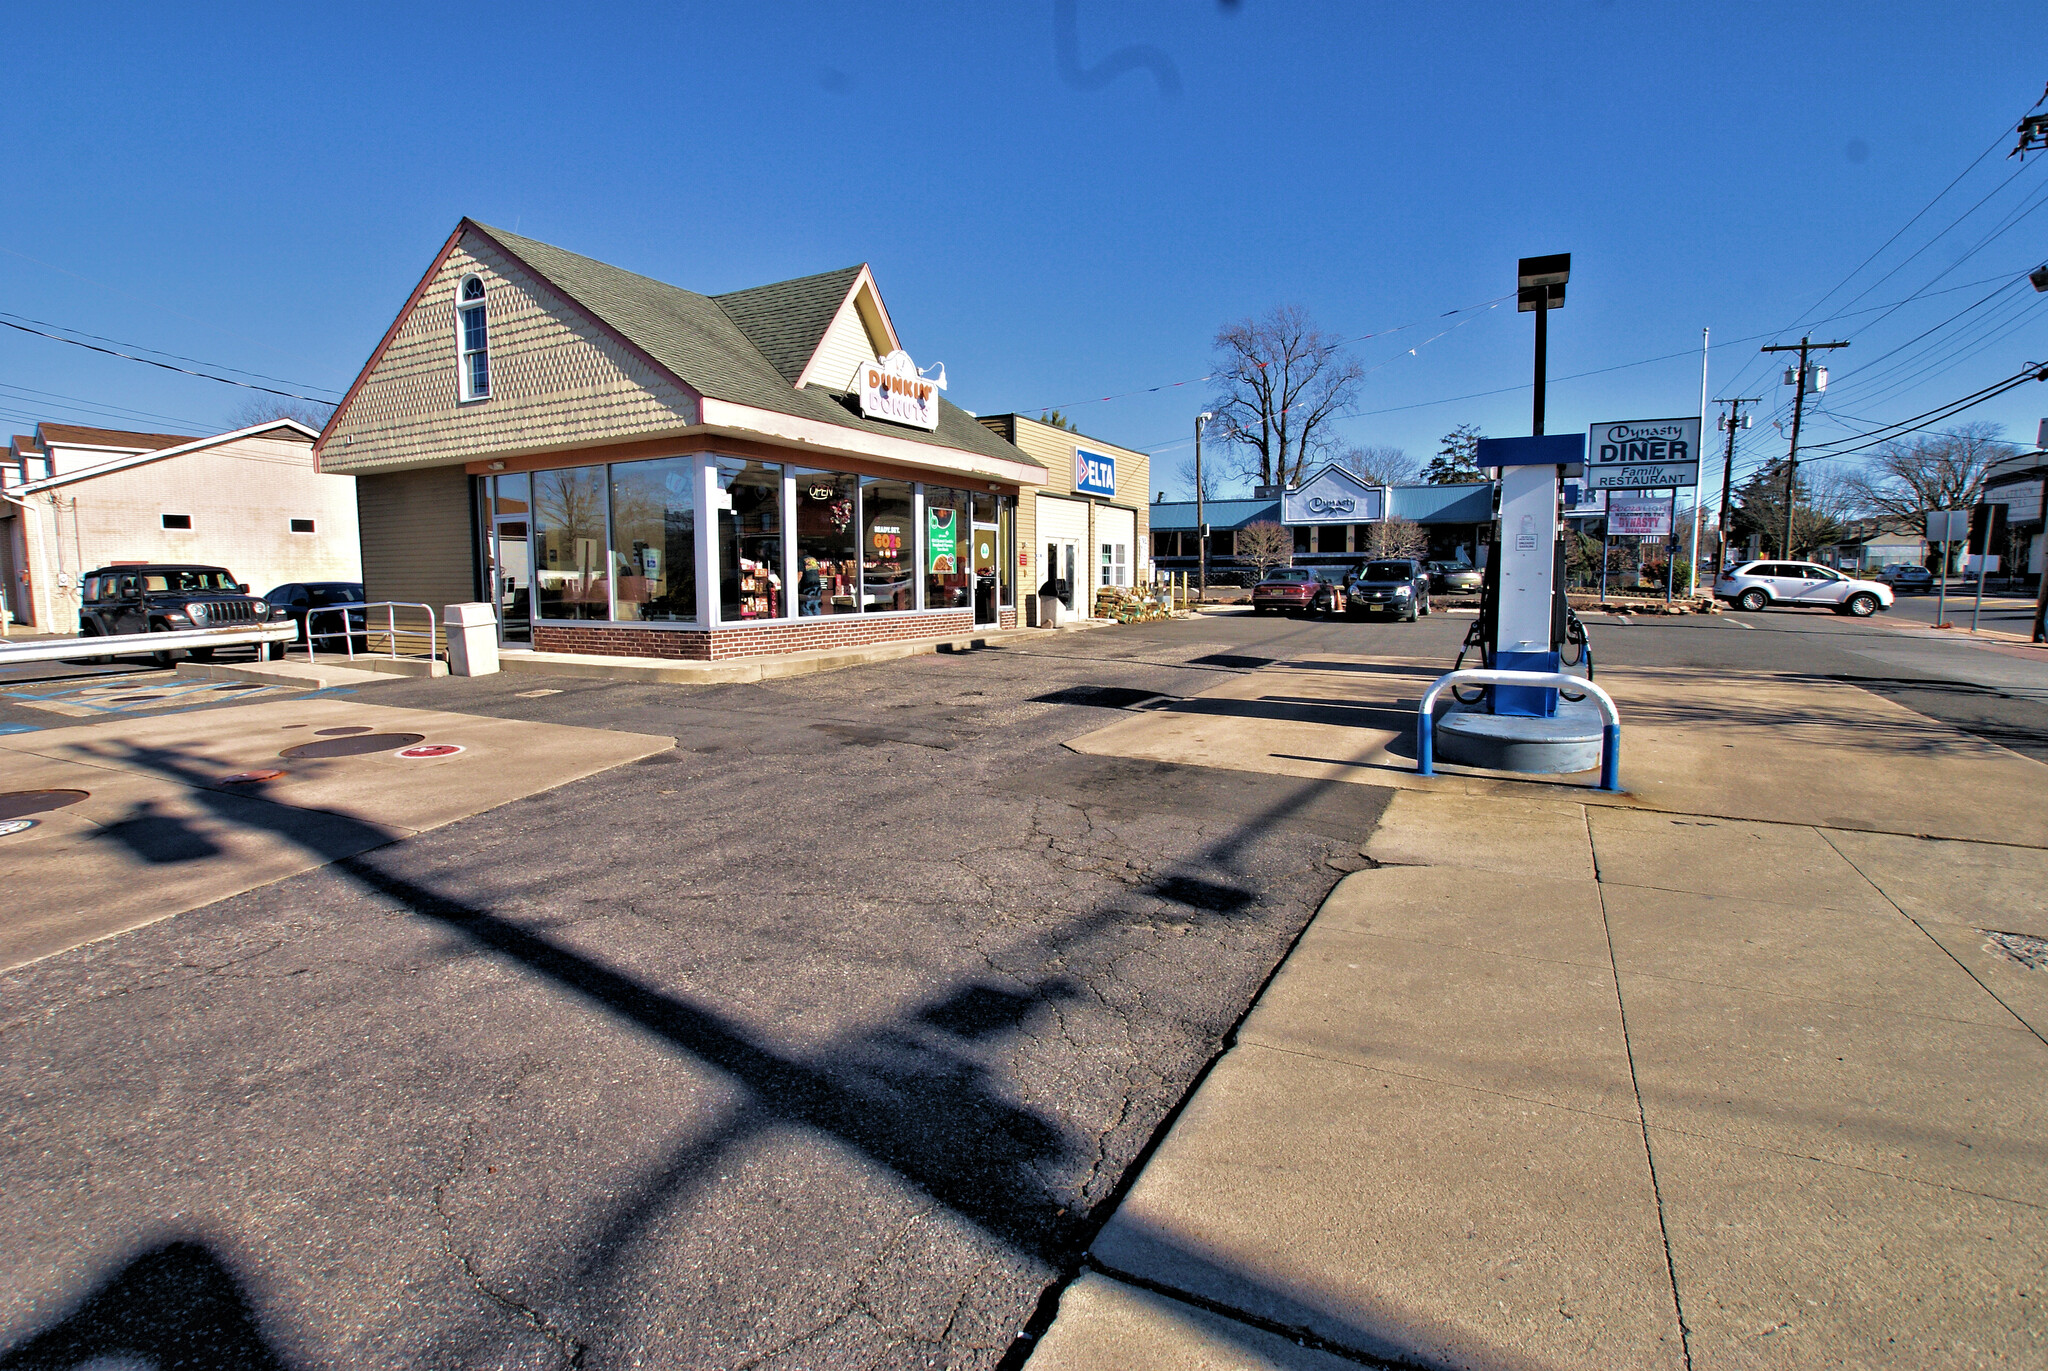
[457,275,491,403]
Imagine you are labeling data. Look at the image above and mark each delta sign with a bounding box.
[1585,417,1701,490]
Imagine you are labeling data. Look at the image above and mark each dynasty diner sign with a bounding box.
[1584,417,1702,491]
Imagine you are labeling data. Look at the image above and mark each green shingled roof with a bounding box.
[469,222,1039,475]
[711,265,864,385]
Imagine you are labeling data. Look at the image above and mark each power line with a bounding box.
[0,310,340,394]
[1027,292,1513,413]
[0,317,338,404]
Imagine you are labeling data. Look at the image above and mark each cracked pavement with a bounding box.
[1,615,1413,1370]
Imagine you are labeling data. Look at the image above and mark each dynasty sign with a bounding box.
[1584,417,1701,490]
[856,349,943,431]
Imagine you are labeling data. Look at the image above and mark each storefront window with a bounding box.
[862,478,915,612]
[794,469,858,617]
[717,457,783,621]
[533,465,610,620]
[923,484,971,609]
[611,457,697,622]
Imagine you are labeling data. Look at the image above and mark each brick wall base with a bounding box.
[533,606,1015,661]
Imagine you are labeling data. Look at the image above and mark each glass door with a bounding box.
[972,523,999,626]
[486,474,532,645]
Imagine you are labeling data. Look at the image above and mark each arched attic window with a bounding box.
[457,275,491,401]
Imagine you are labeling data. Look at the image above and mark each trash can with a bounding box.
[444,602,500,677]
[1035,577,1071,628]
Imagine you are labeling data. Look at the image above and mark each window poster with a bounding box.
[927,506,958,572]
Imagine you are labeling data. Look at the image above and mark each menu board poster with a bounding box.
[927,506,958,572]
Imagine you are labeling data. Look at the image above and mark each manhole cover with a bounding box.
[222,769,288,784]
[279,732,425,759]
[0,818,36,837]
[0,789,89,820]
[122,695,168,703]
[397,744,463,759]
[315,726,373,736]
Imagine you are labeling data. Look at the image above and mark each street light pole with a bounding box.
[1518,254,1569,436]
[1195,411,1213,602]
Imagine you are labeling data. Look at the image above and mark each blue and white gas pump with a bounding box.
[1415,252,1622,789]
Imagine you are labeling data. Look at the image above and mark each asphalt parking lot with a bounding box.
[3,606,2043,1369]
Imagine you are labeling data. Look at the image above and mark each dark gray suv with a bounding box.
[78,564,271,665]
[1345,558,1433,621]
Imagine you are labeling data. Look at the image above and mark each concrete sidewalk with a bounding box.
[1028,663,2048,1369]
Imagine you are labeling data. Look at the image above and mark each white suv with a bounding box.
[1716,561,1894,616]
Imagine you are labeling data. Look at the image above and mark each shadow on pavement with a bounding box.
[6,735,1414,1370]
[0,1240,290,1371]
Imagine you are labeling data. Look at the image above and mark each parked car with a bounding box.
[1250,567,1322,614]
[263,581,368,657]
[77,564,271,666]
[1426,561,1482,594]
[1308,567,1355,617]
[1874,563,1935,593]
[1715,561,1894,616]
[1347,559,1433,621]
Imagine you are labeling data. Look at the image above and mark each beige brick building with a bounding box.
[317,220,1056,660]
[0,421,358,631]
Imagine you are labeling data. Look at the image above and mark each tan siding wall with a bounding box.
[323,231,701,476]
[356,467,475,612]
[801,292,882,393]
[996,416,1151,594]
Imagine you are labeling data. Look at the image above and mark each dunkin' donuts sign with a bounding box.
[857,350,942,431]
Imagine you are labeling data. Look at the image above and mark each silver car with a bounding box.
[1716,561,1894,616]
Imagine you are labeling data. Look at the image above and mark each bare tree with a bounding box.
[1842,422,2013,523]
[1732,463,1861,558]
[1207,306,1364,489]
[1177,453,1225,502]
[227,397,335,432]
[1335,444,1415,487]
[1236,521,1293,579]
[1362,517,1426,560]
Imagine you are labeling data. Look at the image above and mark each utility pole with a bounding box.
[1194,411,1213,602]
[1758,338,1847,558]
[1713,396,1761,569]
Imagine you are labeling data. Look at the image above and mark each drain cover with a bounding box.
[314,726,374,736]
[0,789,89,820]
[279,732,426,759]
[223,769,288,784]
[397,744,463,759]
[0,818,35,837]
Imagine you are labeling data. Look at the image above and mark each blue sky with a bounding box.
[2,2,2044,499]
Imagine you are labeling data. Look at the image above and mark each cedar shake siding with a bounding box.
[322,236,701,476]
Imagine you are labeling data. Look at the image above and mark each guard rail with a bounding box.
[1416,668,1622,792]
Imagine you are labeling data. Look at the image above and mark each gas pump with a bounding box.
[1458,436,1589,707]
[1424,433,1621,789]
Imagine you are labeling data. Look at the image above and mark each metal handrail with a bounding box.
[302,602,439,665]
[1416,668,1622,792]
[0,622,296,666]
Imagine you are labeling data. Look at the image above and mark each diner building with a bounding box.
[1150,465,1494,581]
[316,220,1048,659]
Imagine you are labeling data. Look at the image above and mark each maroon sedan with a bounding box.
[1250,567,1321,614]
